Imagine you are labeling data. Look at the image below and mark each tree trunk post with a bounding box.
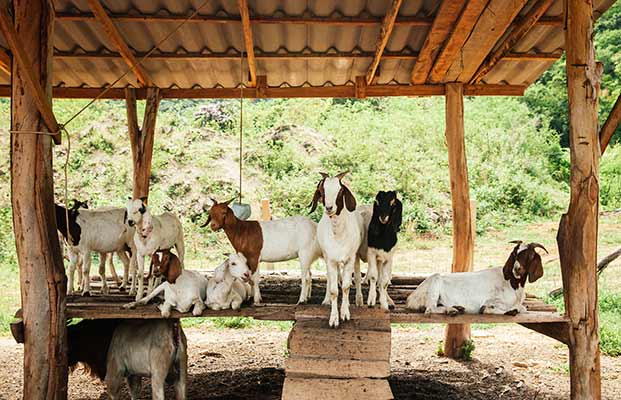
[558,1,602,399]
[10,0,68,398]
[444,82,474,359]
[125,87,160,201]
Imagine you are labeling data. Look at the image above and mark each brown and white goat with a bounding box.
[406,241,547,315]
[203,198,321,304]
[68,318,187,400]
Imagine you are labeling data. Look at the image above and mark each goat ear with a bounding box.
[319,172,329,179]
[139,196,148,203]
[503,249,517,281]
[335,170,349,181]
[527,252,544,283]
[391,199,403,233]
[309,179,324,213]
[123,210,128,224]
[341,184,357,212]
[213,263,227,283]
[166,255,182,284]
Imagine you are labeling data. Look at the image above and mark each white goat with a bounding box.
[205,253,252,310]
[124,249,208,317]
[64,244,125,295]
[68,319,187,400]
[55,204,135,296]
[310,172,366,328]
[406,242,547,315]
[125,199,185,301]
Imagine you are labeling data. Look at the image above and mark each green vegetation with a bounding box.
[460,339,476,361]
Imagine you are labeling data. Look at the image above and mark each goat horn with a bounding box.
[209,197,218,205]
[319,172,329,179]
[529,243,549,254]
[224,196,236,206]
[200,215,211,228]
[508,240,523,245]
[335,170,349,180]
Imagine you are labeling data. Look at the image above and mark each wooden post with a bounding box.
[10,0,68,398]
[126,87,160,201]
[261,199,274,271]
[444,83,474,359]
[558,1,601,398]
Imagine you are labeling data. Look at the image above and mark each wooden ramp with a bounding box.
[283,308,393,400]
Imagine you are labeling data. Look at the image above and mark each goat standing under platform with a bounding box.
[367,190,402,310]
[203,198,321,305]
[68,318,187,400]
[406,241,547,315]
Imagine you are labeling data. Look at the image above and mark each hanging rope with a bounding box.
[239,51,244,204]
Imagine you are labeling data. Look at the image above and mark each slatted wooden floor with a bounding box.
[16,272,568,325]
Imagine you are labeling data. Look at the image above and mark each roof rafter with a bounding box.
[238,0,257,87]
[471,0,555,84]
[0,5,60,144]
[0,46,10,74]
[410,1,466,84]
[366,0,403,85]
[86,0,152,87]
[428,0,489,83]
[600,93,621,155]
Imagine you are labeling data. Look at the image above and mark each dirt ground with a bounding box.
[0,324,620,400]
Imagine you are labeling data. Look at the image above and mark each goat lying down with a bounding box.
[68,319,187,400]
[124,249,208,317]
[406,241,547,315]
[205,253,252,310]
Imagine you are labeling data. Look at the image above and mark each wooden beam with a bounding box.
[86,0,152,87]
[238,0,257,87]
[0,46,10,74]
[600,92,621,154]
[558,0,601,398]
[444,83,474,359]
[410,1,466,84]
[471,0,555,84]
[10,0,68,398]
[0,4,60,144]
[428,0,489,83]
[520,322,569,345]
[366,0,403,85]
[55,11,563,27]
[445,0,530,83]
[501,52,562,61]
[355,76,367,99]
[126,87,160,200]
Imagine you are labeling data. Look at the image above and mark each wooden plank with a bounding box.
[520,322,569,345]
[559,1,602,398]
[366,0,403,85]
[600,92,621,155]
[10,1,68,398]
[471,0,555,83]
[282,378,393,400]
[238,0,257,87]
[285,356,390,379]
[501,52,562,61]
[428,0,489,83]
[0,4,61,144]
[86,0,152,87]
[444,83,473,359]
[0,46,9,74]
[443,0,529,83]
[410,1,466,84]
[390,310,569,324]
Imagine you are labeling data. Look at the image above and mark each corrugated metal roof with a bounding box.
[0,0,616,91]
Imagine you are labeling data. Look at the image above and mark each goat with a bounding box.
[310,171,367,328]
[205,252,252,310]
[366,190,402,310]
[125,198,185,302]
[406,241,547,315]
[124,249,208,317]
[68,318,187,400]
[203,198,321,305]
[55,203,135,296]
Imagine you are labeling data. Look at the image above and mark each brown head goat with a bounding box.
[202,197,321,305]
[406,241,548,315]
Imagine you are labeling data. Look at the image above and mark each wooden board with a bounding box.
[282,378,393,400]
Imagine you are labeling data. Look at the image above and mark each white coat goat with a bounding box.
[406,241,547,315]
[124,249,208,317]
[310,172,367,328]
[205,252,252,310]
[125,198,185,301]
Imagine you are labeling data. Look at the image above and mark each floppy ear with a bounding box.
[166,254,183,284]
[123,210,128,224]
[213,262,227,283]
[391,198,403,233]
[527,251,544,283]
[503,248,517,281]
[138,202,146,214]
[309,179,325,213]
[341,184,357,212]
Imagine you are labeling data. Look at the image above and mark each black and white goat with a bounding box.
[68,318,187,400]
[366,191,402,310]
[406,241,547,315]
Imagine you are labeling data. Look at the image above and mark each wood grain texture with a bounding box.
[0,46,9,74]
[238,0,257,86]
[366,0,403,85]
[10,1,68,398]
[282,378,394,400]
[600,93,621,154]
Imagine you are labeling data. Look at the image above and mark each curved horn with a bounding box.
[319,172,329,179]
[529,242,549,254]
[209,197,218,205]
[200,215,212,228]
[223,196,236,206]
[335,171,349,180]
[508,240,523,245]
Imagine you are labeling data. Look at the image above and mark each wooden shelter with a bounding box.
[2,0,619,399]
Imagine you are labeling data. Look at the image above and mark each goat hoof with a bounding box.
[454,306,465,314]
[118,286,126,293]
[447,307,460,316]
[504,309,519,316]
[81,291,91,297]
[479,306,487,314]
[388,304,395,310]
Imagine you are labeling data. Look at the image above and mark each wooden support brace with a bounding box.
[355,76,367,99]
[0,2,60,144]
[255,75,267,98]
[126,87,160,201]
[0,46,10,74]
[600,93,621,155]
[520,322,570,345]
[238,0,257,87]
[365,0,402,85]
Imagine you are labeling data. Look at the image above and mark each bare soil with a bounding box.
[0,324,620,400]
